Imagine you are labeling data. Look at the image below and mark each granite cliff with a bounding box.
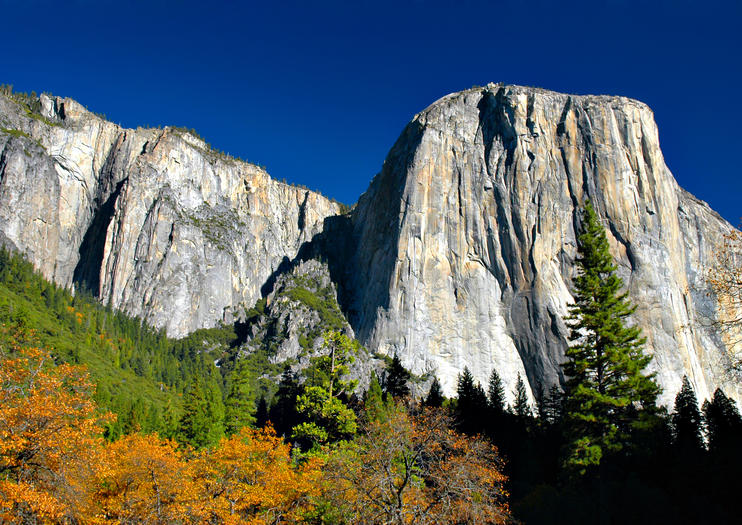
[0,91,341,338]
[0,85,738,406]
[346,83,739,405]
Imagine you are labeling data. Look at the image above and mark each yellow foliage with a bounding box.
[197,426,322,524]
[0,327,111,522]
[323,406,510,524]
[94,435,203,523]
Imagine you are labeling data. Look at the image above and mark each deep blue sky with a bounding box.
[3,0,740,223]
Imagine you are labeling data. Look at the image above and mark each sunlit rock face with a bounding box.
[0,93,341,338]
[346,84,739,405]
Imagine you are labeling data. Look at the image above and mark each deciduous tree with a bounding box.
[707,229,742,361]
[0,326,109,522]
[197,426,322,524]
[322,406,510,524]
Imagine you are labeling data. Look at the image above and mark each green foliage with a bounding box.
[223,360,256,434]
[364,371,394,422]
[303,331,359,396]
[671,376,705,454]
[561,201,660,475]
[293,387,357,448]
[284,284,346,333]
[0,84,61,127]
[0,246,240,441]
[292,331,358,450]
[537,384,564,425]
[177,377,225,449]
[269,367,303,437]
[455,367,488,434]
[255,394,269,428]
[0,127,30,139]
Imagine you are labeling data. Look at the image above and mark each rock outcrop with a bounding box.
[1,84,739,406]
[234,259,381,389]
[345,83,739,405]
[0,91,341,337]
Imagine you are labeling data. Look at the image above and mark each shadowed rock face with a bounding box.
[346,84,739,405]
[0,93,341,337]
[0,85,739,406]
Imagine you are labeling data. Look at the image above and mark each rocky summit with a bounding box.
[0,84,738,406]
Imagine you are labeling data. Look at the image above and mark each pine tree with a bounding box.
[255,394,269,429]
[292,331,358,449]
[383,353,411,399]
[671,376,705,454]
[538,384,564,425]
[702,387,742,454]
[177,381,212,448]
[456,367,488,434]
[562,201,660,474]
[511,373,532,418]
[364,372,390,422]
[224,360,255,435]
[487,369,506,416]
[269,367,302,437]
[203,369,226,445]
[424,377,445,408]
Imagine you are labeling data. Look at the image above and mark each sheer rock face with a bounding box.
[0,93,341,337]
[347,84,739,405]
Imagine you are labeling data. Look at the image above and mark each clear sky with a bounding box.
[3,0,740,223]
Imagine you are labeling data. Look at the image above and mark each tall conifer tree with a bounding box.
[456,367,488,434]
[671,376,704,454]
[562,201,660,474]
[424,377,445,408]
[703,388,742,454]
[224,360,255,435]
[364,372,389,422]
[383,353,411,399]
[487,369,506,416]
[178,380,223,449]
[511,373,532,419]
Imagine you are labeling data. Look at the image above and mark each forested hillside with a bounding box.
[0,247,277,440]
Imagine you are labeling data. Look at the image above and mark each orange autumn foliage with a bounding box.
[197,427,322,524]
[0,327,323,524]
[93,435,203,524]
[0,326,110,523]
